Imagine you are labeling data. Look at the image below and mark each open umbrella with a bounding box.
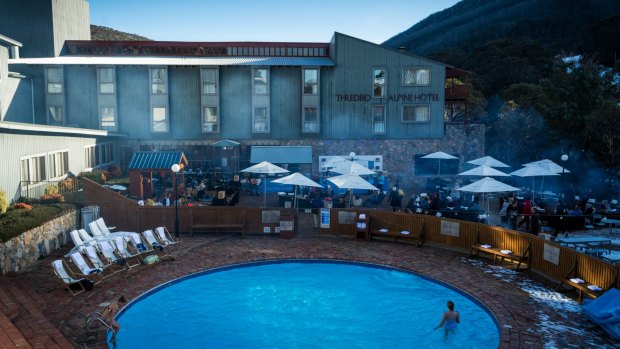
[241,161,290,207]
[330,160,375,176]
[321,156,348,171]
[458,177,520,215]
[466,156,510,168]
[523,159,570,173]
[421,151,458,176]
[271,172,322,208]
[510,165,559,194]
[327,174,379,207]
[457,165,510,177]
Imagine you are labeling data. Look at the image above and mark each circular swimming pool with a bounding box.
[112,261,499,348]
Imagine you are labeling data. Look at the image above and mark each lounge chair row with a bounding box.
[52,218,180,296]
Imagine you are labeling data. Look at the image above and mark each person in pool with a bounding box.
[102,295,127,343]
[434,300,460,337]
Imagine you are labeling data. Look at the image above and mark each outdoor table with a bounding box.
[555,237,612,253]
[601,218,620,233]
[601,253,620,265]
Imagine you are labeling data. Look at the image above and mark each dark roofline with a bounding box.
[66,40,330,48]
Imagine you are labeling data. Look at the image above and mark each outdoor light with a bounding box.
[349,152,356,160]
[171,164,180,238]
[561,154,568,162]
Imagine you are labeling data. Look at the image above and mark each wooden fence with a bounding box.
[321,208,620,290]
[84,179,619,290]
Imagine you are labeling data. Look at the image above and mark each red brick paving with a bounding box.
[1,215,618,348]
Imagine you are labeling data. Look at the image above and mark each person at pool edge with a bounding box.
[102,296,127,343]
[434,300,460,337]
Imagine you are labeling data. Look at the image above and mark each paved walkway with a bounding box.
[6,225,618,349]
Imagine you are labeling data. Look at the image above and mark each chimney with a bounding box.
[398,46,406,53]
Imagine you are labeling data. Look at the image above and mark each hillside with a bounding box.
[90,24,151,41]
[384,0,620,65]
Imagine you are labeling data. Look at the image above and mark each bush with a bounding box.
[0,190,8,214]
[107,165,121,179]
[0,203,74,242]
[14,203,32,210]
[59,177,77,191]
[79,171,107,184]
[40,193,65,204]
[44,184,59,195]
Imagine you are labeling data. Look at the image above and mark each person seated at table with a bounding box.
[569,204,582,215]
[211,191,227,206]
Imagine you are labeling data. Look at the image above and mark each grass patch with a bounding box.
[0,203,75,243]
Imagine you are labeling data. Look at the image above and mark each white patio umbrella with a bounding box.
[523,159,570,173]
[330,160,375,176]
[421,151,458,176]
[458,177,520,215]
[241,161,290,207]
[321,156,348,171]
[327,174,379,207]
[510,165,560,194]
[457,165,510,177]
[466,156,510,168]
[271,172,322,208]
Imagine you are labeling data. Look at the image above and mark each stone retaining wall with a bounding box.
[0,209,77,274]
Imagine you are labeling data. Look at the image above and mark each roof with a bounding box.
[0,34,22,47]
[8,56,335,67]
[250,146,312,164]
[0,121,125,137]
[128,151,188,170]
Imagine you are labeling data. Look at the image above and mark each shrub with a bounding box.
[59,178,77,191]
[79,171,106,184]
[0,190,8,214]
[107,165,121,179]
[14,203,32,210]
[44,184,59,195]
[40,193,65,204]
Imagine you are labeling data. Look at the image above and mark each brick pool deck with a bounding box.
[5,224,618,349]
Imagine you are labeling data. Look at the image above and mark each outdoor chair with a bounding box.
[142,229,169,258]
[89,218,143,246]
[96,241,127,273]
[83,245,118,278]
[155,226,180,252]
[69,251,104,284]
[69,229,91,251]
[51,259,90,296]
[112,236,143,269]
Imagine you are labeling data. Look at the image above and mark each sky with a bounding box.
[89,0,461,44]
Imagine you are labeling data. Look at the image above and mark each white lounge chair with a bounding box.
[142,229,168,258]
[51,259,89,296]
[113,236,142,269]
[89,219,145,250]
[96,241,127,273]
[69,251,104,284]
[155,226,180,251]
[83,245,116,278]
[69,229,90,251]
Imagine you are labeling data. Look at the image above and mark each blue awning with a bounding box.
[128,151,187,170]
[250,146,312,164]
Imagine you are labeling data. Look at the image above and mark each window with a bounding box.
[302,106,319,133]
[85,143,114,169]
[48,151,69,179]
[46,67,62,93]
[402,105,430,122]
[98,68,115,94]
[100,107,116,129]
[152,107,168,132]
[373,68,386,97]
[372,106,386,134]
[202,68,217,94]
[21,155,46,183]
[202,107,218,132]
[151,68,167,94]
[253,107,269,133]
[253,68,268,94]
[48,106,63,125]
[403,68,430,86]
[303,69,319,94]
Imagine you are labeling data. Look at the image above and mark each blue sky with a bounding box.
[89,0,461,43]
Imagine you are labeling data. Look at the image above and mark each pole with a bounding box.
[174,172,179,238]
[263,175,267,208]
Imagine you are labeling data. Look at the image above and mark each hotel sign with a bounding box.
[336,93,439,102]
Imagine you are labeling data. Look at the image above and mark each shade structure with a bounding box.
[241,161,290,207]
[458,177,520,216]
[321,156,348,170]
[327,174,379,207]
[421,151,458,176]
[457,165,510,177]
[523,159,570,173]
[271,172,322,208]
[211,139,240,148]
[329,160,375,176]
[510,165,559,194]
[466,156,510,168]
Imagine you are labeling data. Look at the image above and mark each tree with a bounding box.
[584,102,620,171]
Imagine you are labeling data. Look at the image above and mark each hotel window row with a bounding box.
[20,150,69,184]
[85,143,115,169]
[371,105,431,134]
[371,67,432,97]
[226,46,326,57]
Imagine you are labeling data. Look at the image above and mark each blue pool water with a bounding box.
[113,261,499,349]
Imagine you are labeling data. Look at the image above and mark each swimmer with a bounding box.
[434,300,460,337]
[102,296,127,343]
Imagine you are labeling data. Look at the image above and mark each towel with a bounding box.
[481,244,492,249]
[379,228,389,233]
[587,285,603,291]
[500,250,513,254]
[400,230,410,235]
[570,278,585,284]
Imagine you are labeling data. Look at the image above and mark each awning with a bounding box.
[128,151,188,170]
[250,146,312,164]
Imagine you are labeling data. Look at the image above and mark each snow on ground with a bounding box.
[463,258,618,349]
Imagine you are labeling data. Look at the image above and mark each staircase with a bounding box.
[0,275,74,348]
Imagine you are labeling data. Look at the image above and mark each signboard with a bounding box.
[543,243,560,265]
[320,208,330,228]
[338,211,357,224]
[440,220,460,237]
[262,210,280,224]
